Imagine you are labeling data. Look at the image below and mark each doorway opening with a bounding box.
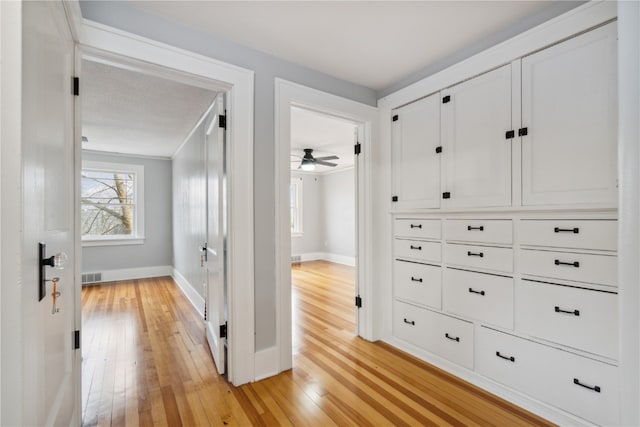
[78,53,231,423]
[289,107,360,344]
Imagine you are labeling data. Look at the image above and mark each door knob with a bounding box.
[39,242,68,302]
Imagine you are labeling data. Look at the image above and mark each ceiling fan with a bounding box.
[293,148,339,171]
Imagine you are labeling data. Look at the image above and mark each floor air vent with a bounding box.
[291,255,301,264]
[82,272,103,284]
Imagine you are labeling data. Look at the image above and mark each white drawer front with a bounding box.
[516,280,618,359]
[520,219,617,251]
[445,219,512,244]
[476,327,620,426]
[445,243,513,273]
[427,311,474,370]
[394,260,441,309]
[444,269,514,329]
[393,300,430,350]
[395,218,441,240]
[394,239,441,263]
[520,249,617,287]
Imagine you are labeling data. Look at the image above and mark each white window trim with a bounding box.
[290,179,303,236]
[81,160,145,246]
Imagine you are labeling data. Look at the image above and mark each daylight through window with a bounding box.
[290,180,303,235]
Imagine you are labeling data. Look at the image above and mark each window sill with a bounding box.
[291,232,304,238]
[82,237,145,247]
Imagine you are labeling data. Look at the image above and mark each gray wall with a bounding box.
[172,123,207,299]
[322,169,355,258]
[290,173,324,256]
[80,1,376,351]
[82,151,173,271]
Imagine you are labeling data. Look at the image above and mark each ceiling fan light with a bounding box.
[300,161,315,171]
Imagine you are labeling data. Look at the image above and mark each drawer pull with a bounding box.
[467,225,484,231]
[410,245,422,250]
[573,378,601,393]
[555,227,580,234]
[555,306,580,316]
[410,224,422,229]
[410,277,423,283]
[403,318,415,326]
[467,251,484,258]
[555,259,580,268]
[496,351,515,362]
[468,287,486,296]
[445,333,460,342]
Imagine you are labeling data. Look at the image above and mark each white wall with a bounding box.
[291,168,355,263]
[172,122,206,299]
[81,151,173,274]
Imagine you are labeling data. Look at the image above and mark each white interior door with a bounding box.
[205,94,227,375]
[21,1,78,425]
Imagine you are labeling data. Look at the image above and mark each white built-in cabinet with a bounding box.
[389,21,619,426]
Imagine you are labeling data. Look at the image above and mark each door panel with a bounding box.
[206,95,227,375]
[22,1,77,425]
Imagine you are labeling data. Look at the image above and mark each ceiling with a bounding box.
[128,1,563,91]
[290,107,356,174]
[81,59,217,157]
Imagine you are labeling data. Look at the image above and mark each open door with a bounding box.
[20,1,78,425]
[205,94,227,374]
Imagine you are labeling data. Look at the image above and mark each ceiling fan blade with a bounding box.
[315,160,337,167]
[315,155,339,161]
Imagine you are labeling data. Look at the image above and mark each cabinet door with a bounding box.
[392,93,441,209]
[521,23,617,206]
[442,64,512,208]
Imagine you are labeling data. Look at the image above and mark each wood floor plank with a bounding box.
[82,261,555,426]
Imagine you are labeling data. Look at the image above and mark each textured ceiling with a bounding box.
[290,107,356,174]
[129,1,560,91]
[81,59,217,157]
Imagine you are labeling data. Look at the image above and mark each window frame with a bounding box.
[290,179,303,237]
[81,160,145,246]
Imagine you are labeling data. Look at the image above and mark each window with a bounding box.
[290,179,303,236]
[81,161,144,246]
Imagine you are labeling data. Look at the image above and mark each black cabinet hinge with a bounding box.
[518,127,528,136]
[442,95,451,104]
[355,295,362,308]
[392,196,398,202]
[392,114,399,122]
[442,192,451,199]
[354,143,361,155]
[73,77,79,96]
[505,130,515,139]
[73,330,80,350]
[435,146,442,154]
[220,322,227,338]
[218,114,227,129]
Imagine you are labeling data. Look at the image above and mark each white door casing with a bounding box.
[21,1,78,425]
[206,94,227,375]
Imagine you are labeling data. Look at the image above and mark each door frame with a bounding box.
[273,78,378,376]
[74,19,256,386]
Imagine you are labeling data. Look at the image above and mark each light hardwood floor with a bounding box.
[81,261,554,426]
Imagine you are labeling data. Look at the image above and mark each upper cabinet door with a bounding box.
[392,93,441,209]
[521,23,617,207]
[442,64,512,208]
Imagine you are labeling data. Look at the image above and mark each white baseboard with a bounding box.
[85,265,173,283]
[293,252,356,267]
[254,345,279,381]
[172,268,205,319]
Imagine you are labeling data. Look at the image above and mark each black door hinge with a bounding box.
[355,295,362,308]
[443,192,451,199]
[73,77,79,96]
[518,127,528,136]
[435,146,442,154]
[220,322,227,338]
[73,330,80,350]
[354,143,361,155]
[505,130,515,139]
[392,114,399,122]
[442,95,451,104]
[218,114,227,129]
[392,196,398,202]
